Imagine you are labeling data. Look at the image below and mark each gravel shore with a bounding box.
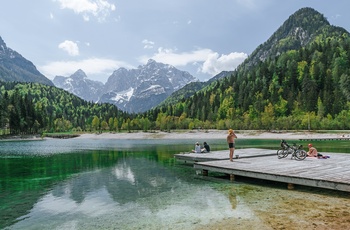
[76,129,348,140]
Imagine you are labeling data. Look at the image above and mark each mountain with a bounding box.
[146,7,350,130]
[240,7,347,69]
[53,59,196,113]
[53,69,104,102]
[52,59,233,113]
[0,36,53,86]
[158,70,232,107]
[99,59,196,113]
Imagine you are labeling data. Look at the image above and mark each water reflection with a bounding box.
[0,139,238,229]
[5,154,254,230]
[11,183,248,230]
[114,162,136,184]
[228,187,237,209]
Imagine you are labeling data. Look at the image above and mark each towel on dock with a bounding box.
[317,153,330,159]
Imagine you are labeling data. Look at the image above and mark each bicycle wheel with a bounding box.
[295,150,307,160]
[277,148,288,159]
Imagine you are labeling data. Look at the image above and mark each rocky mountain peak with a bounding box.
[53,59,197,113]
[0,36,7,53]
[146,58,157,65]
[0,36,54,86]
[71,69,88,81]
[53,70,104,102]
[0,36,21,59]
[98,59,196,113]
[242,7,331,68]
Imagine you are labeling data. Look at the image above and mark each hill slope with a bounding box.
[242,7,333,69]
[158,71,232,107]
[0,81,128,134]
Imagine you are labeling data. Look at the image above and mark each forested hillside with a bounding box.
[141,8,350,131]
[159,71,232,107]
[0,82,131,135]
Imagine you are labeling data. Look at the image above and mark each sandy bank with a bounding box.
[76,130,348,140]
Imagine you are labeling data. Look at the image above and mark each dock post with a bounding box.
[287,183,295,190]
[202,169,208,176]
[230,174,235,182]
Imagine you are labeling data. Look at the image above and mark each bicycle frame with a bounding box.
[277,140,307,160]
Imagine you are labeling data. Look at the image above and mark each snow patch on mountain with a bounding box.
[53,59,197,113]
[112,87,134,103]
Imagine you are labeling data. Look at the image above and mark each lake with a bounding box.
[1,138,349,229]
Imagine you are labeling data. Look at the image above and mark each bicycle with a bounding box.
[277,140,307,160]
[277,139,291,158]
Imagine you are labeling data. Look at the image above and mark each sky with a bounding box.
[1,1,350,83]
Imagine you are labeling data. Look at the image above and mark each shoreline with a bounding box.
[1,130,349,141]
[75,130,349,140]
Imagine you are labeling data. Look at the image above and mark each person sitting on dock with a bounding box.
[201,142,210,153]
[307,143,318,157]
[307,143,330,159]
[192,142,201,153]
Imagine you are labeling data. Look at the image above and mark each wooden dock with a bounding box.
[175,148,350,192]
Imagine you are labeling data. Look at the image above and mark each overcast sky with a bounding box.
[1,0,350,83]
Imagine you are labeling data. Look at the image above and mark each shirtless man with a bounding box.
[227,129,237,161]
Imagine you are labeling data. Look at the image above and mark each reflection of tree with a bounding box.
[50,155,180,205]
[0,184,47,229]
[105,157,179,204]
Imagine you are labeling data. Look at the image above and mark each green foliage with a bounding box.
[0,82,130,134]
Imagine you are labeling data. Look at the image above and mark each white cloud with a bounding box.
[142,39,155,49]
[140,48,247,76]
[58,40,80,56]
[201,52,248,75]
[140,47,213,66]
[55,0,116,22]
[38,58,133,82]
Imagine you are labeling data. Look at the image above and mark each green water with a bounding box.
[0,138,349,229]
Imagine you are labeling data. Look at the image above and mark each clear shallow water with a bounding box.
[0,138,349,229]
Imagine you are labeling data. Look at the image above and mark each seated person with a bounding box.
[201,142,210,153]
[192,142,201,153]
[307,143,318,157]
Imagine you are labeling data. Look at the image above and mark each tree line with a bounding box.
[0,82,133,135]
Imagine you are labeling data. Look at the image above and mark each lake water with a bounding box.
[1,138,349,229]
